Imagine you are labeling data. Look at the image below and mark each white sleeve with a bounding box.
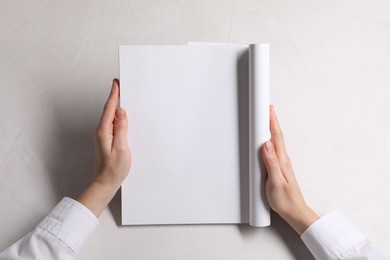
[0,197,98,260]
[301,210,390,260]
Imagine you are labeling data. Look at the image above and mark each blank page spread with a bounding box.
[120,43,270,226]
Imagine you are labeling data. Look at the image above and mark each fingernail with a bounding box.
[113,78,119,87]
[116,108,125,120]
[264,141,274,153]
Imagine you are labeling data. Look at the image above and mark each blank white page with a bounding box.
[120,45,249,225]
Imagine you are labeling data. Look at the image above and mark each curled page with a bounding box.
[249,44,271,227]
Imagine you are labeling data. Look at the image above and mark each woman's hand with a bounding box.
[262,106,319,235]
[78,79,131,217]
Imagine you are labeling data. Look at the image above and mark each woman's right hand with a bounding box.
[261,106,319,235]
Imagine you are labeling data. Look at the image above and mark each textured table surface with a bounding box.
[1,1,389,259]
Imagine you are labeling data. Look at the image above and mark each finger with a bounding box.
[98,79,119,132]
[262,141,287,183]
[269,105,296,183]
[112,107,129,151]
[270,105,289,163]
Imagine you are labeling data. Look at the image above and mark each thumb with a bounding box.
[112,107,129,150]
[261,141,284,183]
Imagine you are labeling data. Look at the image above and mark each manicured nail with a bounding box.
[116,108,125,120]
[265,141,274,153]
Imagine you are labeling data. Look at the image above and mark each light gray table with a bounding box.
[1,1,389,259]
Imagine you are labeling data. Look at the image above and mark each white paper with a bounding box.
[119,43,270,226]
[249,44,271,227]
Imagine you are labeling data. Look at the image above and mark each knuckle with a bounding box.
[268,157,277,166]
[267,156,278,166]
[115,144,128,152]
[114,123,127,132]
[268,178,285,190]
[274,130,284,139]
[268,179,280,189]
[94,129,104,139]
[113,141,130,153]
[280,156,292,171]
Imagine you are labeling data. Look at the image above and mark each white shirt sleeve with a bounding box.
[0,197,98,260]
[301,210,390,259]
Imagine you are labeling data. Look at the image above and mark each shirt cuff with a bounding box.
[38,197,99,255]
[301,210,369,259]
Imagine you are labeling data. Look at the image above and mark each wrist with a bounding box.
[282,205,319,235]
[93,178,121,195]
[93,169,125,192]
[77,181,120,217]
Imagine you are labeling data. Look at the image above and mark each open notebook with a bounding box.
[119,43,270,227]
